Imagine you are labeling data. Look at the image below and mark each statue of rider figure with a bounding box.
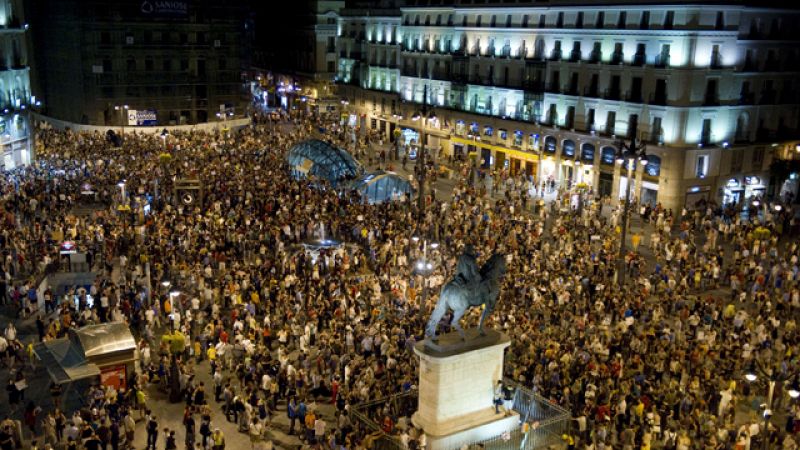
[454,244,480,287]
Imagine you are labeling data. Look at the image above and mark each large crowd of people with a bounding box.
[0,107,797,450]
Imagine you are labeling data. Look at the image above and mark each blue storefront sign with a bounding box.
[127,110,158,126]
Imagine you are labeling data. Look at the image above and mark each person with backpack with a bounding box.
[199,415,212,449]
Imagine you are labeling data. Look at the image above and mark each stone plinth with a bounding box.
[412,329,518,449]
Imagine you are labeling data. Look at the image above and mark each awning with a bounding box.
[34,340,100,385]
[34,323,135,385]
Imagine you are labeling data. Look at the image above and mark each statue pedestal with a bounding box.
[412,329,519,450]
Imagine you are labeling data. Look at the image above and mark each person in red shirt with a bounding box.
[331,377,339,404]
[381,415,393,434]
[594,403,610,422]
[219,330,228,344]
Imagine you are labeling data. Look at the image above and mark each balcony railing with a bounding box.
[654,55,670,68]
[702,95,719,106]
[523,81,545,93]
[632,53,646,66]
[763,59,781,72]
[604,89,621,101]
[626,91,644,103]
[740,59,758,72]
[760,90,776,104]
[649,93,668,106]
[738,92,755,105]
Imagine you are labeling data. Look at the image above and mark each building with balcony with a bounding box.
[29,0,251,126]
[0,0,35,169]
[254,0,345,116]
[335,0,800,211]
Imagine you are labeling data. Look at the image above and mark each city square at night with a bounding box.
[0,0,797,449]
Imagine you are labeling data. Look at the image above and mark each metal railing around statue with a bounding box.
[349,380,571,450]
[350,391,415,450]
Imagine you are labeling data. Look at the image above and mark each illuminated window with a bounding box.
[696,155,708,178]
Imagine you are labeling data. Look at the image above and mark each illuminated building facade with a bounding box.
[0,0,34,169]
[336,0,800,210]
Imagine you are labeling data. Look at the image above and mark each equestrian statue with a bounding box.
[425,245,507,341]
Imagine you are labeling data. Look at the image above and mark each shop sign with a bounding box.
[60,241,77,255]
[127,110,157,126]
[745,176,761,186]
[140,0,188,18]
[100,365,127,390]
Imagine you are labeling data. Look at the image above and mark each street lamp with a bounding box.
[114,104,129,136]
[341,99,356,146]
[168,290,181,330]
[160,129,169,151]
[117,180,127,206]
[745,361,800,450]
[411,85,436,222]
[411,234,438,333]
[750,200,781,222]
[614,136,648,286]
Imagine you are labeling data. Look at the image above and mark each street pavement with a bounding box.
[0,122,780,449]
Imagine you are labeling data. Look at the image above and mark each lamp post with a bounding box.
[614,137,648,286]
[114,104,129,136]
[745,362,800,450]
[160,129,169,151]
[412,234,438,334]
[534,134,543,196]
[169,289,181,331]
[117,180,127,205]
[411,85,436,222]
[341,99,351,144]
[751,200,782,223]
[469,133,481,189]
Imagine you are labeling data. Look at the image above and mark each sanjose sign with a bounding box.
[140,0,188,17]
[60,241,77,255]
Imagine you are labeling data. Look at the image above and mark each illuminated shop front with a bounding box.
[723,178,743,206]
[743,176,765,200]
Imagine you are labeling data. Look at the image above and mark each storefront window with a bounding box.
[544,136,556,153]
[529,134,540,151]
[455,120,466,136]
[645,154,661,177]
[601,146,616,165]
[581,143,595,162]
[562,140,575,158]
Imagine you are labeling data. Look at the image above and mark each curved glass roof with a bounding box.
[351,171,413,204]
[287,139,362,187]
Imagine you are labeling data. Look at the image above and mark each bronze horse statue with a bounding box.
[425,253,506,340]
